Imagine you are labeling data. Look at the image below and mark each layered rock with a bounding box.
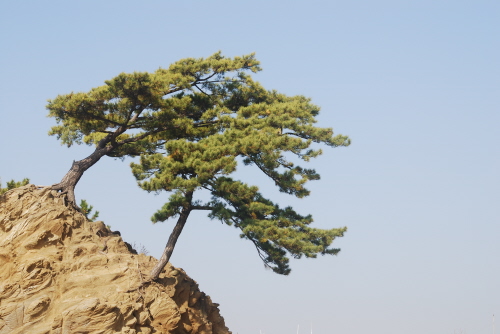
[0,185,231,334]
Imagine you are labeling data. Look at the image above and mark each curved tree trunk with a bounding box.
[150,192,193,280]
[51,146,113,207]
[51,121,140,207]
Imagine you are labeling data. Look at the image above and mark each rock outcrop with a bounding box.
[0,185,231,334]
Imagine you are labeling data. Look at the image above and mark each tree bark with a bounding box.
[149,192,193,280]
[51,145,113,206]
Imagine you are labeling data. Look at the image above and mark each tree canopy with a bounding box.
[46,52,350,280]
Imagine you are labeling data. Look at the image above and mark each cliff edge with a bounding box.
[0,185,231,334]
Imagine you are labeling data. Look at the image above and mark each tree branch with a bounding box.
[282,132,310,140]
[117,131,155,145]
[191,205,214,211]
[248,156,281,186]
[231,216,274,270]
[193,120,219,128]
[194,84,211,96]
[195,72,218,83]
[78,110,123,128]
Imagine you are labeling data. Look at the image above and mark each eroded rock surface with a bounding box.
[0,185,231,334]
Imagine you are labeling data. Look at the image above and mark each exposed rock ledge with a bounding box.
[0,185,231,334]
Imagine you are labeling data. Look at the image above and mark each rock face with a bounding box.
[0,185,231,334]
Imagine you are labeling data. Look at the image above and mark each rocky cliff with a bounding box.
[0,185,231,334]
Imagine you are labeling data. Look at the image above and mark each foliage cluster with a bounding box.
[0,178,30,195]
[79,199,100,222]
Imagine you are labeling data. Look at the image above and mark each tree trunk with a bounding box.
[150,193,193,280]
[51,146,113,206]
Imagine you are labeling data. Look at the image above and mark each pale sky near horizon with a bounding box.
[1,1,499,333]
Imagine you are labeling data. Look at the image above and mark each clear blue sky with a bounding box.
[1,1,499,333]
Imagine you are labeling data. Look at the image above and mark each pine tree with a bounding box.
[131,77,350,280]
[47,52,350,281]
[79,199,99,222]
